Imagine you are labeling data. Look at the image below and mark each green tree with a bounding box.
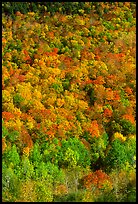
[2,119,9,138]
[2,166,20,202]
[58,138,91,168]
[104,137,136,172]
[3,144,20,167]
[20,155,35,179]
[29,142,42,167]
[35,178,53,202]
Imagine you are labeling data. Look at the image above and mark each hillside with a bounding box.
[2,2,136,202]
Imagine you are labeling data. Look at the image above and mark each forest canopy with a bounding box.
[2,2,136,202]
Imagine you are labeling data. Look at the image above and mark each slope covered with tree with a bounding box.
[2,2,136,202]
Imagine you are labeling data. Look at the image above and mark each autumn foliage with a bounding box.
[2,2,136,202]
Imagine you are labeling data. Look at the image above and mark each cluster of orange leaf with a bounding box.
[82,170,112,190]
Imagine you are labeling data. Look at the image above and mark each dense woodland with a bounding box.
[2,2,136,202]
